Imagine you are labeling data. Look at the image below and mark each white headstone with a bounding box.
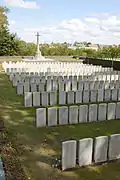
[67,91,74,104]
[69,106,78,124]
[98,103,107,121]
[41,92,48,106]
[49,91,57,106]
[94,136,108,163]
[78,138,93,166]
[111,89,118,101]
[79,105,88,123]
[90,90,97,102]
[83,90,89,103]
[104,89,111,101]
[59,106,68,125]
[36,108,46,127]
[108,134,120,160]
[33,92,40,106]
[24,92,32,107]
[89,104,97,122]
[39,83,44,92]
[59,91,66,105]
[116,102,120,119]
[17,83,23,95]
[62,140,76,170]
[107,103,116,120]
[75,91,82,103]
[24,82,30,92]
[48,107,57,126]
[31,83,37,92]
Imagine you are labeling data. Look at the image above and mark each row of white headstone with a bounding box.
[17,80,120,93]
[24,89,120,107]
[62,134,120,170]
[36,102,119,127]
[2,61,113,75]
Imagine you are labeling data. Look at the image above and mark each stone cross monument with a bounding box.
[35,32,44,60]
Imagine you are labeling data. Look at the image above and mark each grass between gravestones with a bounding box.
[1,64,120,180]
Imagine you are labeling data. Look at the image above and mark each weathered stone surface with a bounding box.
[46,80,52,92]
[78,81,83,91]
[17,83,23,95]
[24,82,30,92]
[69,106,78,124]
[36,108,46,127]
[97,89,104,102]
[108,134,120,160]
[94,136,108,163]
[24,92,32,107]
[104,89,111,101]
[59,91,66,105]
[62,140,77,170]
[98,103,107,121]
[89,104,97,122]
[79,105,88,123]
[116,102,120,119]
[83,90,89,103]
[59,81,64,91]
[33,92,40,106]
[38,83,44,92]
[59,106,68,125]
[107,103,116,120]
[84,81,89,90]
[41,92,48,106]
[65,80,71,92]
[90,90,97,102]
[67,91,74,104]
[31,83,37,92]
[78,138,93,166]
[75,91,82,103]
[48,107,57,126]
[111,89,118,101]
[72,80,77,91]
[49,91,57,105]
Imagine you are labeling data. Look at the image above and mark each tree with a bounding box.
[0,6,9,28]
[0,25,18,55]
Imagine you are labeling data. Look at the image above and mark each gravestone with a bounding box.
[46,79,52,92]
[89,104,97,122]
[72,80,77,91]
[111,89,118,101]
[84,81,89,90]
[36,108,46,127]
[90,90,97,102]
[62,140,76,170]
[89,81,95,90]
[52,80,58,91]
[49,91,57,106]
[33,92,40,106]
[116,102,120,119]
[59,81,64,91]
[104,81,109,89]
[24,82,30,92]
[97,89,104,102]
[115,80,119,89]
[94,136,108,163]
[79,105,88,123]
[69,106,78,124]
[78,138,93,166]
[41,92,48,106]
[59,91,66,105]
[78,81,83,91]
[94,81,100,90]
[31,83,37,92]
[65,80,71,92]
[17,83,23,95]
[107,103,116,120]
[99,81,104,89]
[48,107,57,126]
[67,91,74,104]
[59,106,68,125]
[75,91,82,103]
[104,89,111,101]
[38,83,44,92]
[98,103,107,121]
[24,92,32,107]
[108,134,120,160]
[83,90,89,103]
[110,81,115,89]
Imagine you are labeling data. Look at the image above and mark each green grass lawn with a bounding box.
[1,65,120,180]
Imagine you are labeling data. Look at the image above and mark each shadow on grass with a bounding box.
[1,69,120,180]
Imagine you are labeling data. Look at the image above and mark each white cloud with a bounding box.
[9,13,120,44]
[4,0,39,9]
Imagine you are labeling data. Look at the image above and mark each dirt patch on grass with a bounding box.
[0,120,26,180]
